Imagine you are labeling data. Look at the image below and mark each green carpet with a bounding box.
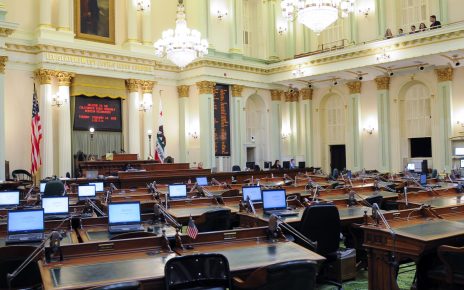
[317,263,416,290]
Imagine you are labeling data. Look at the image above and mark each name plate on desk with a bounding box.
[224,232,237,240]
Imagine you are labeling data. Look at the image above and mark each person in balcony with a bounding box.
[409,25,417,34]
[384,28,393,39]
[419,22,427,32]
[430,15,441,29]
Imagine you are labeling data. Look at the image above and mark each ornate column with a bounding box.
[126,0,138,44]
[58,0,71,32]
[231,85,245,168]
[300,88,313,165]
[126,79,141,156]
[0,56,6,180]
[196,81,216,169]
[177,85,189,163]
[141,81,155,159]
[434,67,453,172]
[265,0,278,60]
[270,90,283,161]
[375,0,387,38]
[284,89,299,158]
[375,76,391,172]
[229,0,244,54]
[56,72,74,177]
[35,69,55,178]
[142,7,152,45]
[39,0,52,30]
[346,81,363,171]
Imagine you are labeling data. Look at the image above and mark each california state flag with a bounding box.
[155,99,166,163]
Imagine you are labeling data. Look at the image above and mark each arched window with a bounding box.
[400,82,431,138]
[323,94,345,144]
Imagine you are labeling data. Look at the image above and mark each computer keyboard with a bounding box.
[264,210,298,217]
[109,224,144,233]
[7,233,44,242]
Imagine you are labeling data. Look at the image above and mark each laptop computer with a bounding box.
[420,174,427,187]
[108,202,144,234]
[42,196,69,220]
[0,191,20,209]
[168,184,187,199]
[242,186,262,202]
[90,182,104,192]
[6,209,45,244]
[262,189,298,217]
[78,185,97,200]
[196,177,208,186]
[39,182,47,194]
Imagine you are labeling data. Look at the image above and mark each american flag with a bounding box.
[31,84,42,176]
[187,216,198,239]
[154,98,166,163]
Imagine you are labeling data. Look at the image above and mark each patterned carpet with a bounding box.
[317,263,416,290]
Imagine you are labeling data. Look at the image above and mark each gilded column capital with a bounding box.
[141,80,156,94]
[0,56,7,74]
[35,69,55,85]
[196,81,216,94]
[270,90,283,101]
[56,71,75,86]
[346,81,362,94]
[300,88,313,100]
[0,27,14,37]
[284,89,299,102]
[435,67,453,82]
[177,85,189,98]
[231,85,244,97]
[374,76,390,90]
[125,79,141,93]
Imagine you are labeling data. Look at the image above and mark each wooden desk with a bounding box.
[397,188,462,209]
[167,205,238,223]
[362,205,464,290]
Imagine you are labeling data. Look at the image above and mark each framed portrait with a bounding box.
[74,0,115,44]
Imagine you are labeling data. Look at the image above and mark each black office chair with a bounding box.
[0,246,42,290]
[254,165,261,172]
[298,204,342,288]
[164,253,231,290]
[109,232,156,240]
[232,165,241,172]
[428,245,464,287]
[11,169,32,184]
[233,260,318,290]
[43,180,66,197]
[196,209,232,232]
[86,281,141,290]
[365,195,383,209]
[332,168,339,180]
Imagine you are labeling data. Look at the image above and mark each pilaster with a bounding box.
[300,88,313,165]
[56,71,74,177]
[126,79,142,156]
[196,81,216,168]
[231,84,245,168]
[375,76,391,172]
[346,81,363,171]
[178,85,189,163]
[270,90,283,161]
[141,81,155,159]
[0,56,6,180]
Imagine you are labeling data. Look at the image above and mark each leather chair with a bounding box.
[232,165,241,172]
[86,281,141,290]
[109,232,156,240]
[0,246,42,290]
[233,260,318,290]
[164,253,231,290]
[332,168,339,180]
[43,180,66,197]
[11,169,32,184]
[428,245,464,287]
[196,208,231,232]
[298,204,342,288]
[365,195,383,209]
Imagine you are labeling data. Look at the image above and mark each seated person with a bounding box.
[289,159,297,169]
[397,28,405,36]
[197,162,204,169]
[409,25,417,34]
[272,160,281,169]
[384,28,393,39]
[419,22,427,31]
[430,15,441,29]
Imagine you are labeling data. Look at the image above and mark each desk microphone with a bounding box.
[48,231,63,262]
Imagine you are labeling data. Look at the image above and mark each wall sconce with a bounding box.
[358,7,370,17]
[216,10,228,20]
[281,132,290,140]
[138,101,152,112]
[135,0,150,11]
[147,129,154,159]
[51,94,67,108]
[292,65,305,77]
[89,127,95,139]
[277,25,288,35]
[363,126,374,135]
[189,131,199,139]
[376,49,391,63]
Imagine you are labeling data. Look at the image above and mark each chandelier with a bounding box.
[135,0,150,11]
[154,0,208,69]
[281,0,355,35]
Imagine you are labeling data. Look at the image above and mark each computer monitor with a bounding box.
[461,160,464,168]
[78,185,96,200]
[298,161,306,169]
[347,170,352,179]
[262,189,287,211]
[168,184,187,199]
[42,196,69,215]
[282,161,290,169]
[245,162,255,170]
[8,209,44,234]
[108,202,141,225]
[90,182,104,192]
[420,174,427,186]
[407,163,415,171]
[0,191,20,207]
[242,186,262,202]
[39,182,47,193]
[196,177,208,186]
[264,162,272,170]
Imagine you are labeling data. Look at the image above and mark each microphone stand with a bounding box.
[7,216,72,289]
[156,204,184,250]
[86,198,106,216]
[269,214,317,251]
[349,188,373,208]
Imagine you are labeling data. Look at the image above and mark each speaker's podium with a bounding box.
[110,154,138,161]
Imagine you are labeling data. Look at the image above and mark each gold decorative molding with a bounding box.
[34,69,55,85]
[435,67,453,82]
[374,76,390,90]
[125,79,141,93]
[196,81,216,94]
[0,27,14,37]
[284,89,299,102]
[177,85,189,98]
[346,81,362,94]
[300,88,313,100]
[0,56,7,74]
[231,85,244,97]
[56,71,75,86]
[270,90,283,101]
[141,80,156,94]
